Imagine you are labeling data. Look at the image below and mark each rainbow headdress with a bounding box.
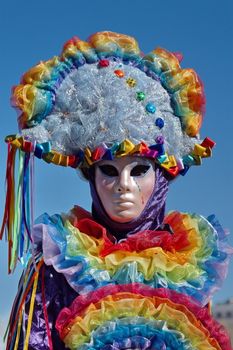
[1,31,215,272]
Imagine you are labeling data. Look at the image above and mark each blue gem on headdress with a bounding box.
[155,118,164,129]
[146,102,156,114]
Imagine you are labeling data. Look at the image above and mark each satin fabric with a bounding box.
[7,210,232,349]
[56,284,231,350]
[12,264,77,350]
[40,210,231,305]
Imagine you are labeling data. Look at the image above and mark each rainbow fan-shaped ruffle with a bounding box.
[56,284,231,350]
[35,208,232,305]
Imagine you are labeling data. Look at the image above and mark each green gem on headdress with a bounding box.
[136,91,145,101]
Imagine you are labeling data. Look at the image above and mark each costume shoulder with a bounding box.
[5,225,78,349]
[163,211,232,302]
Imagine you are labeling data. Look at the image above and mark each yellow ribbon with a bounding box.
[13,307,24,350]
[52,151,62,165]
[42,152,54,163]
[59,154,69,166]
[84,148,93,165]
[193,144,206,157]
[116,139,135,156]
[10,137,24,149]
[51,151,69,166]
[161,155,177,170]
[23,271,39,350]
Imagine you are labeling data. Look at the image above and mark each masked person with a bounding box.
[1,31,232,349]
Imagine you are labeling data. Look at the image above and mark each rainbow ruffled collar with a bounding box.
[32,206,231,306]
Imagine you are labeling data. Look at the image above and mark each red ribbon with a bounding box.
[42,265,54,350]
[0,144,17,273]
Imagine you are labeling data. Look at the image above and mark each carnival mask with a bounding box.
[95,156,156,223]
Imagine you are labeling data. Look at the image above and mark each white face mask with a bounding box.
[95,156,156,223]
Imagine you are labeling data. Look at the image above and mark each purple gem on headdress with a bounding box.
[155,118,164,129]
[155,135,165,144]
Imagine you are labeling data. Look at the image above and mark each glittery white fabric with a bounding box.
[21,61,199,158]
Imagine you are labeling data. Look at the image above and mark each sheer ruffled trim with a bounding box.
[36,207,232,305]
[9,32,207,180]
[56,285,231,350]
[74,317,194,350]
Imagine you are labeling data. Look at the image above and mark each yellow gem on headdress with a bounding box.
[126,77,137,87]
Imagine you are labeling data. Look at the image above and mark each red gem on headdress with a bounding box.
[98,59,110,68]
[114,69,125,78]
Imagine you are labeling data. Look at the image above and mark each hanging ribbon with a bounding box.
[1,144,35,273]
[5,258,44,350]
[23,270,39,350]
[42,264,53,350]
[13,307,23,350]
[0,144,17,273]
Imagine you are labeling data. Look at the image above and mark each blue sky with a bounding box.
[0,0,233,341]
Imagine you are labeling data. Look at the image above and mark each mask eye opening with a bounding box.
[99,165,119,177]
[130,165,151,177]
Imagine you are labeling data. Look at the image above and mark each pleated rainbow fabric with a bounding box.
[5,206,232,350]
[36,207,231,306]
[56,284,231,350]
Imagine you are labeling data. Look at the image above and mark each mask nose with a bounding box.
[115,169,132,193]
